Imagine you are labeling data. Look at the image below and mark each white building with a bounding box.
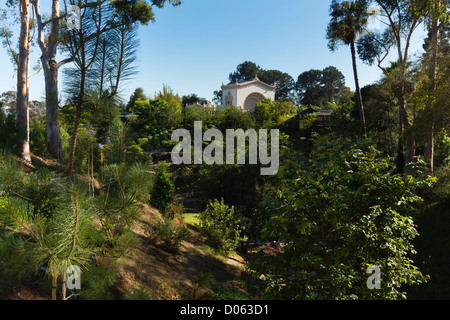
[221,76,276,111]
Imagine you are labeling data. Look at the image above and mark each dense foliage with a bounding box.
[250,135,435,299]
[0,0,448,302]
[198,198,243,254]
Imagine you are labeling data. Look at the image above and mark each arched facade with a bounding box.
[243,92,266,111]
[221,76,276,112]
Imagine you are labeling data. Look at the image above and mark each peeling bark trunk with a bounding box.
[43,59,64,161]
[17,0,31,162]
[46,0,63,160]
[33,0,63,160]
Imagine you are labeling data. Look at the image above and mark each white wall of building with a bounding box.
[222,79,276,112]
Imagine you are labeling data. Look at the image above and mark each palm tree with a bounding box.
[326,0,369,135]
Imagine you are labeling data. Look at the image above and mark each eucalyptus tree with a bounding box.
[16,0,31,162]
[356,0,431,172]
[327,0,369,135]
[30,0,182,161]
[0,0,36,162]
[31,0,65,160]
[420,0,449,174]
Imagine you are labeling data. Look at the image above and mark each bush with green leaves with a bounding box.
[22,167,66,218]
[150,162,175,214]
[165,202,185,220]
[253,98,297,129]
[197,163,275,246]
[213,106,256,131]
[210,282,250,300]
[151,218,188,252]
[432,165,450,204]
[198,198,243,254]
[30,116,50,156]
[435,130,450,167]
[0,112,23,155]
[250,135,435,300]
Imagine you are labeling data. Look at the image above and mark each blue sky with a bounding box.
[0,0,428,104]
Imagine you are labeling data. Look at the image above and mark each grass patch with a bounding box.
[182,213,200,227]
[210,282,250,300]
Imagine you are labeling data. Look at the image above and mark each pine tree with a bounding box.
[0,150,144,299]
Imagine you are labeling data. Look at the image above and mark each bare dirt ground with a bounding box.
[5,155,261,300]
[112,202,260,300]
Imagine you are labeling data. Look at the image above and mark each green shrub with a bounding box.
[198,198,243,254]
[151,218,188,252]
[124,286,156,300]
[250,135,435,300]
[210,282,250,300]
[150,162,175,213]
[435,130,450,167]
[125,144,144,163]
[30,117,49,156]
[0,113,23,155]
[433,166,450,204]
[165,202,185,220]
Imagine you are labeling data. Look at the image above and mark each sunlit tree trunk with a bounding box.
[33,0,64,160]
[58,273,67,300]
[16,0,31,162]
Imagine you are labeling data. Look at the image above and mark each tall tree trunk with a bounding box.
[33,0,63,160]
[43,59,64,161]
[46,0,63,160]
[350,40,367,135]
[58,273,67,300]
[424,1,441,175]
[17,0,31,162]
[68,100,83,179]
[68,26,87,179]
[51,274,57,300]
[424,123,435,174]
[395,99,405,174]
[399,90,415,164]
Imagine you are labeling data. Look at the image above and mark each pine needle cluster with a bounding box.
[0,149,147,299]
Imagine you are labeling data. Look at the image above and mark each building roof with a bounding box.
[119,110,147,119]
[298,106,334,116]
[298,106,317,116]
[221,75,277,91]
